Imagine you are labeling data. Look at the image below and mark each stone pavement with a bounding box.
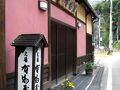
[87,67,104,90]
[52,66,104,90]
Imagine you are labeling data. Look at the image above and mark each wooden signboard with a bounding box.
[11,34,48,90]
[34,48,42,90]
[58,0,78,15]
[17,47,33,90]
[16,47,43,90]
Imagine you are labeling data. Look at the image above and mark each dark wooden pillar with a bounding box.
[0,0,6,89]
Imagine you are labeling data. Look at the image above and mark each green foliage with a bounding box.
[103,29,109,46]
[113,41,120,50]
[113,41,118,47]
[94,0,120,47]
[94,1,110,15]
[86,62,94,70]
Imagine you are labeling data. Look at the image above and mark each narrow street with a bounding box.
[95,52,120,90]
[112,52,120,90]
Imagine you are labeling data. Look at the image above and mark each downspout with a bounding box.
[92,17,99,62]
[92,18,99,45]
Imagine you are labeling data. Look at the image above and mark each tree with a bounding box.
[94,0,120,47]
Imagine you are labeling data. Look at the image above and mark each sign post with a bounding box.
[11,34,48,90]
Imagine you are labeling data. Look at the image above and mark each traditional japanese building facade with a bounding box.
[5,0,98,89]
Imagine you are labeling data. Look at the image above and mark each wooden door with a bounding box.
[51,21,57,80]
[66,27,74,75]
[51,20,76,82]
[57,24,66,79]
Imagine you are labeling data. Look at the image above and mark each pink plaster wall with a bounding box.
[5,0,48,73]
[77,21,86,57]
[51,4,75,27]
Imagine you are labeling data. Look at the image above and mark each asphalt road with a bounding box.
[112,53,120,90]
[95,52,120,90]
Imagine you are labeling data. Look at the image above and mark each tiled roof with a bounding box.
[11,34,48,47]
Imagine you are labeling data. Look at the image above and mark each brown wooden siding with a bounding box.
[57,24,66,78]
[86,33,93,54]
[51,21,57,80]
[76,53,93,73]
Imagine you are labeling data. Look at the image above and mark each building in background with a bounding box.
[5,0,98,89]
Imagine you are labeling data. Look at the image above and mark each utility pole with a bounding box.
[99,15,101,48]
[109,0,113,51]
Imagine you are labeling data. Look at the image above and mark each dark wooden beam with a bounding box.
[0,0,6,89]
[86,11,90,17]
[75,0,83,4]
[48,0,52,88]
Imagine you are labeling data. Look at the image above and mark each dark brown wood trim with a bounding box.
[50,17,76,30]
[56,23,58,84]
[85,9,87,55]
[76,17,86,25]
[41,48,45,90]
[14,47,18,90]
[0,0,6,89]
[51,1,76,19]
[81,1,91,15]
[73,12,77,75]
[76,55,86,74]
[85,9,88,23]
[77,55,86,59]
[32,47,35,90]
[44,64,49,68]
[87,33,92,37]
[65,29,67,79]
[6,73,15,80]
[77,53,94,60]
[76,54,93,66]
[77,0,83,4]
[48,0,52,87]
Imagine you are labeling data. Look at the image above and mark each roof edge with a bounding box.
[76,0,99,19]
[84,0,99,18]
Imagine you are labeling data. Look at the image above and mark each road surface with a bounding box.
[95,52,120,90]
[112,53,120,90]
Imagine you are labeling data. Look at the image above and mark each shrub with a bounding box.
[86,62,94,70]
